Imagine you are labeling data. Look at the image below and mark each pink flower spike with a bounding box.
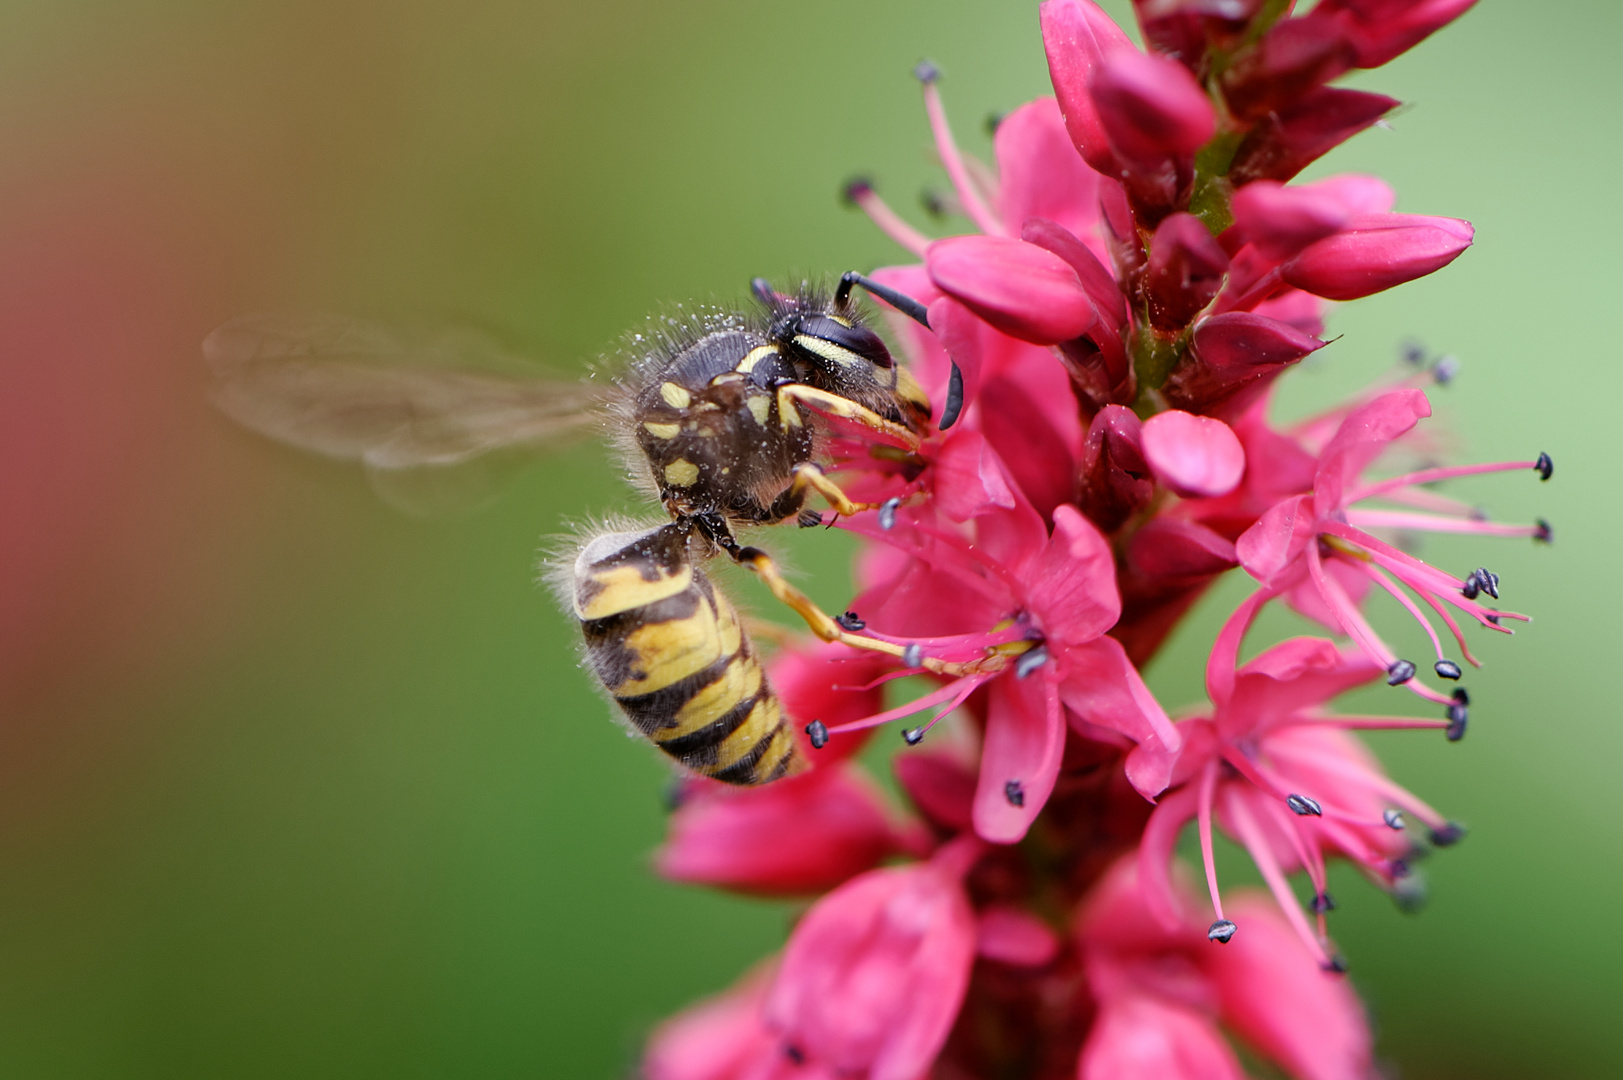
[656,765,906,896]
[1142,410,1246,498]
[916,64,1005,237]
[927,235,1096,344]
[1283,213,1474,301]
[1090,50,1217,169]
[1080,995,1247,1080]
[1039,0,1135,173]
[765,853,978,1080]
[976,905,1062,967]
[1230,180,1352,260]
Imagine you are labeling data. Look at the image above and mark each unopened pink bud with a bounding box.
[1230,181,1351,260]
[656,765,904,896]
[1221,12,1355,120]
[1090,50,1216,170]
[1039,0,1135,173]
[1145,213,1229,330]
[1283,213,1473,301]
[1167,311,1326,414]
[1321,0,1479,68]
[1078,404,1153,532]
[1142,410,1246,497]
[927,234,1096,344]
[766,860,976,1080]
[1230,87,1399,184]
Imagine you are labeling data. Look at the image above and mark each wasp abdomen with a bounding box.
[571,525,803,785]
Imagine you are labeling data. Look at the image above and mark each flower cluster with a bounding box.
[642,2,1550,1077]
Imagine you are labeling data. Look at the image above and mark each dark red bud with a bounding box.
[1078,404,1153,532]
[1319,0,1479,68]
[1230,87,1400,184]
[1127,518,1239,581]
[1166,311,1326,415]
[1221,12,1356,120]
[1145,213,1229,330]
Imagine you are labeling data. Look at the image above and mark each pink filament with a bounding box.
[848,186,932,257]
[1347,458,1540,505]
[921,81,1006,237]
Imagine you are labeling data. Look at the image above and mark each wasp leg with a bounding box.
[787,462,885,518]
[776,383,922,450]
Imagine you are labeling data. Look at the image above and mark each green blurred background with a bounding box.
[0,0,1615,1075]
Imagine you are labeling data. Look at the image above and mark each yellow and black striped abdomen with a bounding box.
[570,525,803,785]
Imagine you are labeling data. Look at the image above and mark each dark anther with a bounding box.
[1452,687,1470,706]
[1461,575,1479,600]
[805,720,829,750]
[1431,354,1460,384]
[1015,645,1050,680]
[1400,339,1427,366]
[879,497,901,531]
[664,776,689,812]
[1004,780,1025,807]
[939,362,966,430]
[835,611,866,632]
[784,1044,806,1065]
[1534,451,1553,481]
[902,727,925,746]
[1534,518,1553,544]
[1386,659,1417,686]
[1383,808,1406,830]
[1207,919,1237,943]
[1311,892,1337,914]
[839,176,873,207]
[1389,857,1411,879]
[1286,793,1323,816]
[1391,874,1429,914]
[1322,955,1350,974]
[1485,613,1501,625]
[750,277,778,304]
[1445,702,1468,742]
[902,643,923,668]
[1429,821,1467,847]
[985,110,1007,136]
[913,59,942,83]
[797,508,823,528]
[1434,659,1462,680]
[1470,567,1500,600]
[920,189,949,219]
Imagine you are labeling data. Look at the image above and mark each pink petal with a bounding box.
[1057,636,1181,797]
[1220,637,1382,740]
[974,673,1066,843]
[1230,180,1351,261]
[1090,50,1216,167]
[1080,995,1247,1080]
[1136,785,1200,930]
[1126,518,1237,582]
[1023,504,1120,647]
[933,428,1018,522]
[1020,217,1125,328]
[976,905,1062,967]
[927,235,1096,345]
[893,749,977,832]
[656,765,902,896]
[1038,0,1134,173]
[1204,895,1373,1080]
[1283,213,1474,301]
[994,97,1102,242]
[1235,494,1316,584]
[1141,410,1246,498]
[643,962,784,1080]
[1303,173,1395,216]
[1313,388,1431,515]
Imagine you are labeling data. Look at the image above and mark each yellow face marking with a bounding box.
[613,608,730,695]
[736,345,778,374]
[574,562,694,621]
[895,367,930,411]
[794,334,864,368]
[664,459,700,487]
[746,394,771,426]
[642,421,681,440]
[660,382,692,408]
[828,314,853,328]
[709,372,745,387]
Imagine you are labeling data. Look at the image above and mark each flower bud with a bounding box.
[1221,13,1355,121]
[1078,404,1153,532]
[1230,181,1351,261]
[1283,213,1473,301]
[1145,213,1229,330]
[1165,311,1326,414]
[927,235,1096,344]
[1039,0,1134,173]
[1127,518,1238,582]
[766,859,976,1080]
[1142,410,1246,497]
[1230,87,1399,184]
[1320,0,1479,68]
[656,765,906,896]
[1090,50,1216,170]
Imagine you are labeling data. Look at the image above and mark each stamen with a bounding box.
[1347,458,1549,504]
[1311,892,1337,913]
[805,720,829,749]
[1535,452,1553,480]
[824,671,994,735]
[1431,354,1460,383]
[1386,659,1417,686]
[1004,780,1025,807]
[841,177,932,257]
[1197,761,1225,921]
[1015,645,1050,679]
[1207,919,1238,943]
[902,727,925,745]
[835,611,866,631]
[1534,518,1553,544]
[1429,821,1467,847]
[1434,659,1462,680]
[1286,793,1324,816]
[916,65,1006,236]
[1445,700,1468,742]
[902,643,923,669]
[878,497,901,531]
[1226,792,1333,966]
[1347,509,1551,540]
[1384,808,1406,829]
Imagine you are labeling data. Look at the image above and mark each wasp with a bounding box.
[207,272,971,785]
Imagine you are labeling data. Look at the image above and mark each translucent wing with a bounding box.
[205,314,613,513]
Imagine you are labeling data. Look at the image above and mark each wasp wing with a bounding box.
[205,314,613,513]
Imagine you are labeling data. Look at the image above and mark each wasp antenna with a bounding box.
[750,277,782,306]
[939,362,965,430]
[836,271,931,328]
